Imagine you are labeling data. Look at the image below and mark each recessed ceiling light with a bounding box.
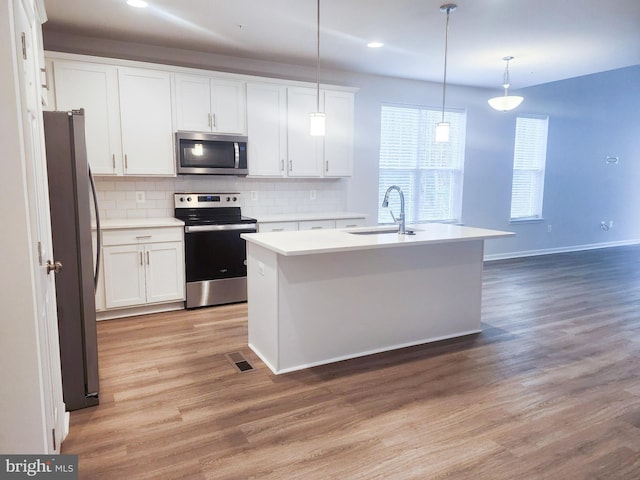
[367,41,384,48]
[126,0,148,8]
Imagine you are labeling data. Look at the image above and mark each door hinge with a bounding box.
[21,32,27,60]
[37,241,43,266]
[52,428,57,451]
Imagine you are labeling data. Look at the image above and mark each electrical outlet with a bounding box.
[135,191,146,204]
[309,190,316,200]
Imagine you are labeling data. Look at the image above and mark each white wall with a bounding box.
[44,30,640,258]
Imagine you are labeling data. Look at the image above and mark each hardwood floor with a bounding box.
[61,246,640,479]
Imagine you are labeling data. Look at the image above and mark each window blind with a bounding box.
[510,115,549,220]
[378,105,466,224]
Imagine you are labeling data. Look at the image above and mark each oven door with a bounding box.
[184,224,256,282]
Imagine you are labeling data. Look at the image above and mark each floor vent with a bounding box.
[225,352,255,373]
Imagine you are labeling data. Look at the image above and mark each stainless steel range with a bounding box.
[174,193,257,309]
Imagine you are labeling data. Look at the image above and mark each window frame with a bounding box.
[509,114,549,222]
[378,103,467,225]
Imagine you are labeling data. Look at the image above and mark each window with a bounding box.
[510,115,549,220]
[378,105,466,224]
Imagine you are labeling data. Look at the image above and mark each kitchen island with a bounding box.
[241,224,514,374]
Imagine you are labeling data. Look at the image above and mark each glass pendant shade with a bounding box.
[488,56,524,112]
[309,112,326,136]
[488,93,524,112]
[435,122,450,143]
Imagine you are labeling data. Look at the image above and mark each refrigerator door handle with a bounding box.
[88,165,101,292]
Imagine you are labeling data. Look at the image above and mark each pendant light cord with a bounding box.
[441,7,452,123]
[316,0,321,112]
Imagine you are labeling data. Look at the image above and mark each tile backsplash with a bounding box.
[95,176,348,220]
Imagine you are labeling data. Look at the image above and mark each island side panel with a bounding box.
[275,240,485,373]
[246,242,280,372]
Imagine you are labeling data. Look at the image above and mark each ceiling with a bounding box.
[42,0,640,89]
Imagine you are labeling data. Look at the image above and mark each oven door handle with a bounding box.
[185,224,257,233]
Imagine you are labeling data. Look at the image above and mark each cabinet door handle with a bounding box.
[124,154,128,170]
[280,159,284,172]
[135,235,152,240]
[146,251,150,265]
[272,228,284,232]
[139,252,143,266]
[112,154,116,169]
[208,113,212,128]
[289,160,293,172]
[325,160,329,172]
[212,113,216,128]
[311,226,323,230]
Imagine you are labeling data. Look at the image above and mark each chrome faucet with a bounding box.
[382,185,408,234]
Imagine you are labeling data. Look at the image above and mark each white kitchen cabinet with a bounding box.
[323,90,354,177]
[102,227,184,310]
[175,73,246,134]
[258,215,366,233]
[246,83,287,176]
[258,221,299,232]
[248,85,355,178]
[51,60,175,176]
[335,218,365,228]
[118,67,175,175]
[53,61,122,175]
[298,219,335,230]
[287,87,323,177]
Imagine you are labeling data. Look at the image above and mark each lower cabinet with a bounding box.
[102,227,185,310]
[258,216,365,233]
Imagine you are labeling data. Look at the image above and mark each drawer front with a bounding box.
[258,221,299,232]
[298,219,336,231]
[335,218,366,229]
[102,227,183,246]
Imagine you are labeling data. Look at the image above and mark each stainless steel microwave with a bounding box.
[176,132,248,175]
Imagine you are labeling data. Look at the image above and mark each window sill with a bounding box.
[509,217,545,224]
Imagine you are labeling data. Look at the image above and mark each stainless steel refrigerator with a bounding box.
[43,109,100,411]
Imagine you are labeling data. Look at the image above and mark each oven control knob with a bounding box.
[187,197,192,202]
[179,197,185,202]
[226,196,231,202]
[232,196,238,202]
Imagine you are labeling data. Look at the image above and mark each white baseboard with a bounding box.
[484,239,640,262]
[96,301,184,321]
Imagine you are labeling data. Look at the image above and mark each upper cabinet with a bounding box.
[52,59,175,176]
[47,52,355,179]
[286,87,324,177]
[246,83,287,176]
[323,90,354,177]
[174,74,246,134]
[247,84,355,178]
[118,68,174,175]
[53,61,122,175]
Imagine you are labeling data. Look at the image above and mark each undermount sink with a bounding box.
[348,228,420,235]
[349,229,399,235]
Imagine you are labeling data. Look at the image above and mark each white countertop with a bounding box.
[242,224,515,256]
[254,212,367,223]
[97,218,184,230]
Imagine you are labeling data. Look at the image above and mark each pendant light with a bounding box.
[435,4,457,143]
[309,0,326,136]
[488,56,524,111]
